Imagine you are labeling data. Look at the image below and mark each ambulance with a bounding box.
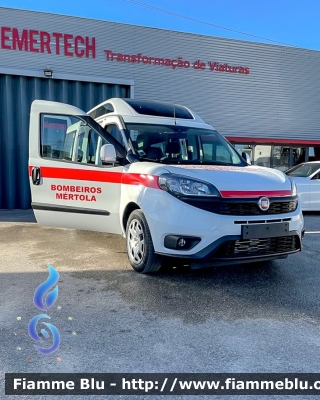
[29,98,304,273]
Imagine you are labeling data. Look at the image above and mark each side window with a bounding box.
[76,128,101,164]
[200,136,233,163]
[105,124,124,146]
[40,114,106,165]
[88,103,115,119]
[202,143,213,159]
[186,134,198,160]
[105,124,125,163]
[97,103,114,118]
[216,145,232,163]
[41,115,75,160]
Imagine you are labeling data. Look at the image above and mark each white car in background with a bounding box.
[286,162,320,211]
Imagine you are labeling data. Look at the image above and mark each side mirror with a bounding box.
[100,144,116,163]
[126,149,139,163]
[242,152,252,165]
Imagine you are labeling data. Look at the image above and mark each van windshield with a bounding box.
[125,123,245,165]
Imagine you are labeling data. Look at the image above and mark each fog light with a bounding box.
[177,238,186,248]
[164,235,201,250]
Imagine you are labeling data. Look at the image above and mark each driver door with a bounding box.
[29,100,125,234]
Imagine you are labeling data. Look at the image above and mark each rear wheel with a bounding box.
[126,209,162,273]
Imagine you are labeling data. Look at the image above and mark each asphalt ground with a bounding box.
[1,210,320,400]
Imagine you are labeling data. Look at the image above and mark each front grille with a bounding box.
[180,196,298,216]
[215,235,300,258]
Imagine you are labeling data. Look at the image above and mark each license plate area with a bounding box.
[241,223,289,239]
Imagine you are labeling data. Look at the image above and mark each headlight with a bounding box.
[291,180,297,196]
[159,173,221,197]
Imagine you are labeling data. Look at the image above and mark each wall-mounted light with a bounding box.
[43,68,53,78]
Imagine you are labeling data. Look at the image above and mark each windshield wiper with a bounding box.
[138,156,164,163]
[138,157,237,166]
[179,160,234,166]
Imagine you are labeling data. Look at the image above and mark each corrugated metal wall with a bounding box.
[0,74,129,209]
[1,8,320,208]
[2,7,320,142]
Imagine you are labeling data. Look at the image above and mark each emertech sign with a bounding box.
[0,26,250,74]
[0,27,96,58]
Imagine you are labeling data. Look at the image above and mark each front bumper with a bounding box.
[142,190,304,263]
[157,231,302,265]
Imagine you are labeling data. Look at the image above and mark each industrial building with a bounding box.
[1,6,320,208]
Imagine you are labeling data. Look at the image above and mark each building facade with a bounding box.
[1,7,320,208]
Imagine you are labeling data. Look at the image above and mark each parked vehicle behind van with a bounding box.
[29,99,304,273]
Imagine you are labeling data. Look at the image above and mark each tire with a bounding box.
[126,209,162,273]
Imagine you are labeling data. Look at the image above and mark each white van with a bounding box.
[29,98,304,273]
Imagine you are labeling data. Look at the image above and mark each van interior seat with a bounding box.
[145,147,164,159]
[136,132,165,159]
[165,140,181,157]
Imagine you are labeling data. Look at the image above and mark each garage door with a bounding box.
[0,74,130,209]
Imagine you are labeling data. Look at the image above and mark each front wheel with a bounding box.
[126,209,162,273]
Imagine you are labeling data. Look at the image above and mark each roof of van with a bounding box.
[87,98,205,123]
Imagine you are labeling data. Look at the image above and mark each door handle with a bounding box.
[32,167,41,185]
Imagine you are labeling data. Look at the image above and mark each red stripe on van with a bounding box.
[28,167,292,197]
[28,166,160,189]
[220,190,292,198]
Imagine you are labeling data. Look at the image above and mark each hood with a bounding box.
[128,163,292,198]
